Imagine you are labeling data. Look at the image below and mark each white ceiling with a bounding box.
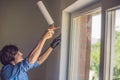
[64,0,100,13]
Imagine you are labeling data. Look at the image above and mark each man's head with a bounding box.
[0,45,23,65]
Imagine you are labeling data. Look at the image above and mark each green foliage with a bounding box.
[113,31,120,80]
[90,30,120,80]
[90,40,100,77]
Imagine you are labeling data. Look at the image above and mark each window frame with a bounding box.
[68,4,101,80]
[60,1,120,80]
[104,5,120,80]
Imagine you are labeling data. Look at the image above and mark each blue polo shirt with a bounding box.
[0,58,40,80]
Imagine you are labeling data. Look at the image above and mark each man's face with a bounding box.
[14,51,24,64]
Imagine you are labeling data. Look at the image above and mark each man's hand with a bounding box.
[43,29,54,40]
[50,34,61,49]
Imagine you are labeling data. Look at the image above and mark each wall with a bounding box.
[43,0,61,80]
[61,0,76,10]
[0,0,48,80]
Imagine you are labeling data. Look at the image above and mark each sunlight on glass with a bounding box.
[89,14,101,80]
[91,14,101,39]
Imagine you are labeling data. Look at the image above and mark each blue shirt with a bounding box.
[0,58,40,80]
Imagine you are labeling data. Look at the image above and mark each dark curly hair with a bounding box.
[0,45,18,65]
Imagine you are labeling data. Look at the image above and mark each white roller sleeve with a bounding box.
[37,1,54,25]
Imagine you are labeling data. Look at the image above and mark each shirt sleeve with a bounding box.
[1,58,40,79]
[18,57,40,72]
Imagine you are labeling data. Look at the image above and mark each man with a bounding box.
[0,28,61,80]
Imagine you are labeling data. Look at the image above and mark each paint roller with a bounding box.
[37,1,60,30]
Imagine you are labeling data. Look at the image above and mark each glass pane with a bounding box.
[113,8,120,80]
[89,14,101,80]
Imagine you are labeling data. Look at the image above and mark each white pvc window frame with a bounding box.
[68,7,101,80]
[104,5,120,80]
